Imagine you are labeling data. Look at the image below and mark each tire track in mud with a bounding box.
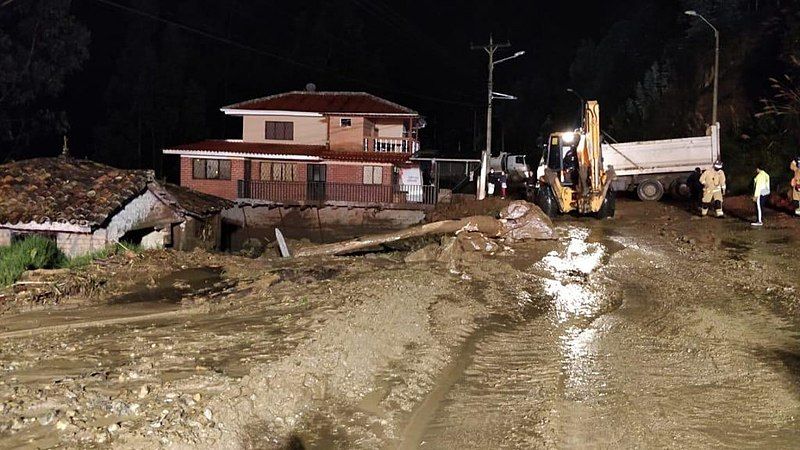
[398,227,619,448]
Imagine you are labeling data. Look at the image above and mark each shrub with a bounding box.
[0,236,65,286]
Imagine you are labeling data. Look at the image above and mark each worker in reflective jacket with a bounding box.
[790,156,800,216]
[752,163,771,227]
[699,160,726,217]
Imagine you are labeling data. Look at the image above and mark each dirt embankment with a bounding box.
[0,203,555,448]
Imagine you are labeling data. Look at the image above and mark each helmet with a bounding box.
[713,160,723,170]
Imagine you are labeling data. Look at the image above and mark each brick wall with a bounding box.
[326,163,392,185]
[180,157,243,200]
[324,163,394,203]
[58,230,108,258]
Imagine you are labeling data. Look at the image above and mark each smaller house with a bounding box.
[0,157,232,257]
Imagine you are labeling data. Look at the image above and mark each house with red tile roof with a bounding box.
[0,157,232,257]
[164,90,435,206]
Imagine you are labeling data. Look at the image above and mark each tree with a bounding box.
[0,0,89,159]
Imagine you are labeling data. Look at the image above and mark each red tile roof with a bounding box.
[0,157,152,228]
[222,91,418,116]
[165,140,412,164]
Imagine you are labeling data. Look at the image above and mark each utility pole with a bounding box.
[472,35,508,200]
[471,35,523,200]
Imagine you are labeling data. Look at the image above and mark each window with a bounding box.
[260,162,298,182]
[192,159,231,180]
[363,166,383,185]
[265,121,294,140]
[340,118,352,127]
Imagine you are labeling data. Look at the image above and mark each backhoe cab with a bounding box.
[535,100,616,218]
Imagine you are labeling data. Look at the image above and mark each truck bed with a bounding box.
[601,125,720,177]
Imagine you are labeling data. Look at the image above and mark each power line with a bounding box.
[349,0,481,85]
[89,0,476,108]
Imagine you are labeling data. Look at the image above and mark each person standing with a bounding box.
[790,156,800,216]
[499,171,508,199]
[752,163,771,227]
[487,168,496,196]
[699,160,726,217]
[687,167,703,211]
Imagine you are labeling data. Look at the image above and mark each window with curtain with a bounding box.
[192,159,231,180]
[265,121,294,140]
[362,166,383,185]
[260,162,298,181]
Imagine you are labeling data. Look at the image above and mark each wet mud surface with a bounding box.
[3,199,800,448]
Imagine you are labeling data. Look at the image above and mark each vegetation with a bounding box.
[0,237,144,286]
[0,236,64,286]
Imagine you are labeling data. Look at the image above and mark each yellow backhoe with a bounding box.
[534,100,616,218]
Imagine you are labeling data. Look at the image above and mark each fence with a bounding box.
[237,181,437,205]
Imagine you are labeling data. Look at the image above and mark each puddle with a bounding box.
[109,267,226,305]
[400,227,616,448]
[720,239,752,261]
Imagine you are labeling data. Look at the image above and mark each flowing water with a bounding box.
[402,226,800,448]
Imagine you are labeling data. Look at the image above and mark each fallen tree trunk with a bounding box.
[294,215,504,258]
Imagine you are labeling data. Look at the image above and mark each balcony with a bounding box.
[363,137,420,153]
[237,180,437,206]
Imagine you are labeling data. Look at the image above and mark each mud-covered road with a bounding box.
[2,198,800,448]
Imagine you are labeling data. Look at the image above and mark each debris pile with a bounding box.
[295,201,555,259]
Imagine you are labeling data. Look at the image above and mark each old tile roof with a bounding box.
[222,91,418,116]
[0,157,152,229]
[159,184,233,218]
[165,140,412,164]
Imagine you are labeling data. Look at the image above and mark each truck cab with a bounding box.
[490,152,532,183]
[536,132,581,187]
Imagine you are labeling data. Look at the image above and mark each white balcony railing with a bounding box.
[363,138,419,153]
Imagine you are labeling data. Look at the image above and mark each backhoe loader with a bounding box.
[533,100,616,218]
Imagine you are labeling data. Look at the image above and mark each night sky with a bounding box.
[1,0,794,184]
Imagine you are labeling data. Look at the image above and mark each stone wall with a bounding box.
[223,204,425,246]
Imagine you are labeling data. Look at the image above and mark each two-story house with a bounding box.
[164,90,433,206]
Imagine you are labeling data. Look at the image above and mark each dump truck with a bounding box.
[600,125,721,201]
[534,100,616,218]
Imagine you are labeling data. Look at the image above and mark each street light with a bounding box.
[685,10,720,126]
[471,36,524,200]
[494,51,526,66]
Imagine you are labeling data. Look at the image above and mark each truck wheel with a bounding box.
[637,179,664,201]
[669,179,690,198]
[536,185,559,218]
[597,188,616,219]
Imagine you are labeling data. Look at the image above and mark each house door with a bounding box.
[307,164,326,202]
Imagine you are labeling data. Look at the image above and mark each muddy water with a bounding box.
[402,226,800,448]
